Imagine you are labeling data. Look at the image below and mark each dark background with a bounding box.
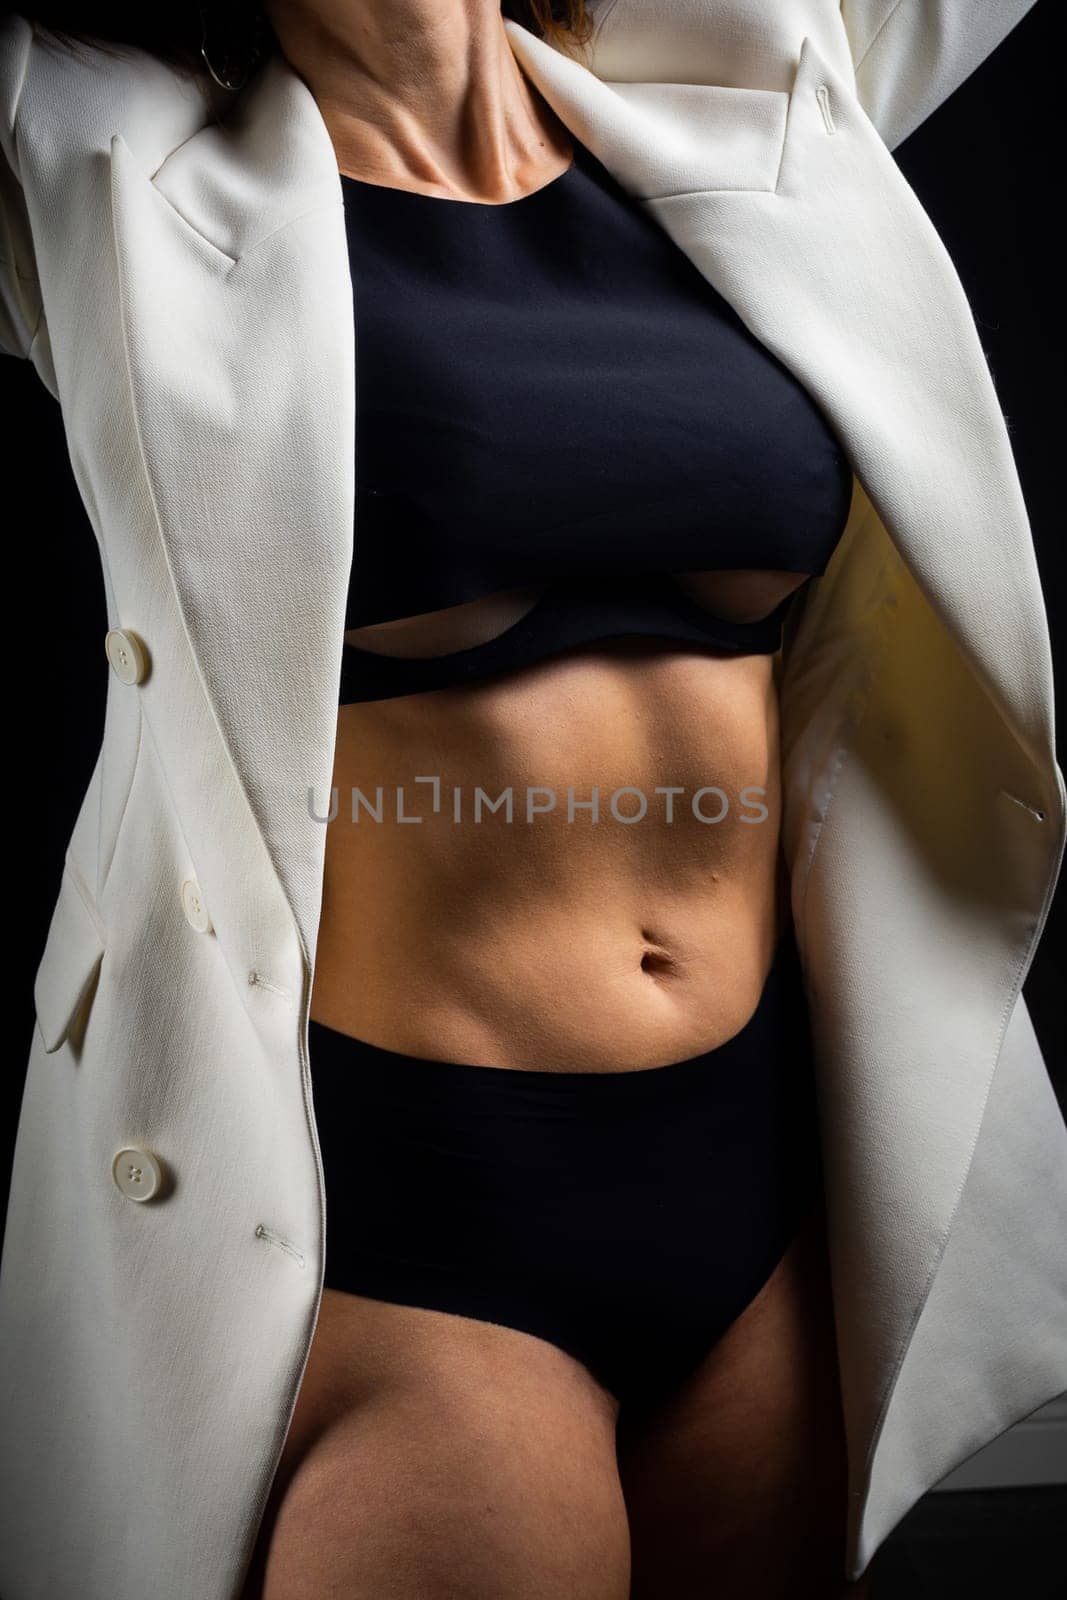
[3,9,1065,1202]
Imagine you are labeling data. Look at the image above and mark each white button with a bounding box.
[105,628,149,685]
[112,1146,164,1202]
[180,876,213,934]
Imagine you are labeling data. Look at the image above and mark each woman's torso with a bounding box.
[309,131,851,1071]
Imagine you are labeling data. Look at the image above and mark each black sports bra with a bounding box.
[338,134,852,705]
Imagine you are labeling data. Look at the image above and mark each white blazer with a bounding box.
[1,3,1064,1595]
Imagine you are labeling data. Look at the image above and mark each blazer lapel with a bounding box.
[108,50,354,970]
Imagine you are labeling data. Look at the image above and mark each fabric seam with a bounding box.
[851,0,907,73]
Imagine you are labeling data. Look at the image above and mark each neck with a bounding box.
[264,0,573,199]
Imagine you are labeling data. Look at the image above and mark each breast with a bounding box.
[341,130,853,637]
[343,571,814,661]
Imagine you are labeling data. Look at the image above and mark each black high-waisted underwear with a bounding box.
[307,922,823,1410]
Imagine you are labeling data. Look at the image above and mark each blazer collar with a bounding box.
[133,17,803,254]
[140,46,343,262]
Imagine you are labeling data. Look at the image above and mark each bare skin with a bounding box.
[240,1202,868,1600]
[244,2,867,1595]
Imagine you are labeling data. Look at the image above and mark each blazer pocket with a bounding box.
[33,861,107,1054]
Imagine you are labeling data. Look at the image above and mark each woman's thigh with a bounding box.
[240,1288,631,1600]
[616,1197,866,1600]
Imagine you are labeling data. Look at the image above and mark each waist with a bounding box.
[311,860,790,1076]
[313,641,787,1068]
[308,916,811,1093]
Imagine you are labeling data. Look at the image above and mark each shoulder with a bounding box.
[1,12,216,175]
[0,11,214,368]
[588,2,1038,153]
[839,0,1039,150]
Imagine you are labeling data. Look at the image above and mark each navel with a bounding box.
[638,928,680,979]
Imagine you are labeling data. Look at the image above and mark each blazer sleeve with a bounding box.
[0,13,45,364]
[840,0,1039,152]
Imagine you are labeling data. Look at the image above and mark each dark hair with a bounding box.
[15,2,594,81]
